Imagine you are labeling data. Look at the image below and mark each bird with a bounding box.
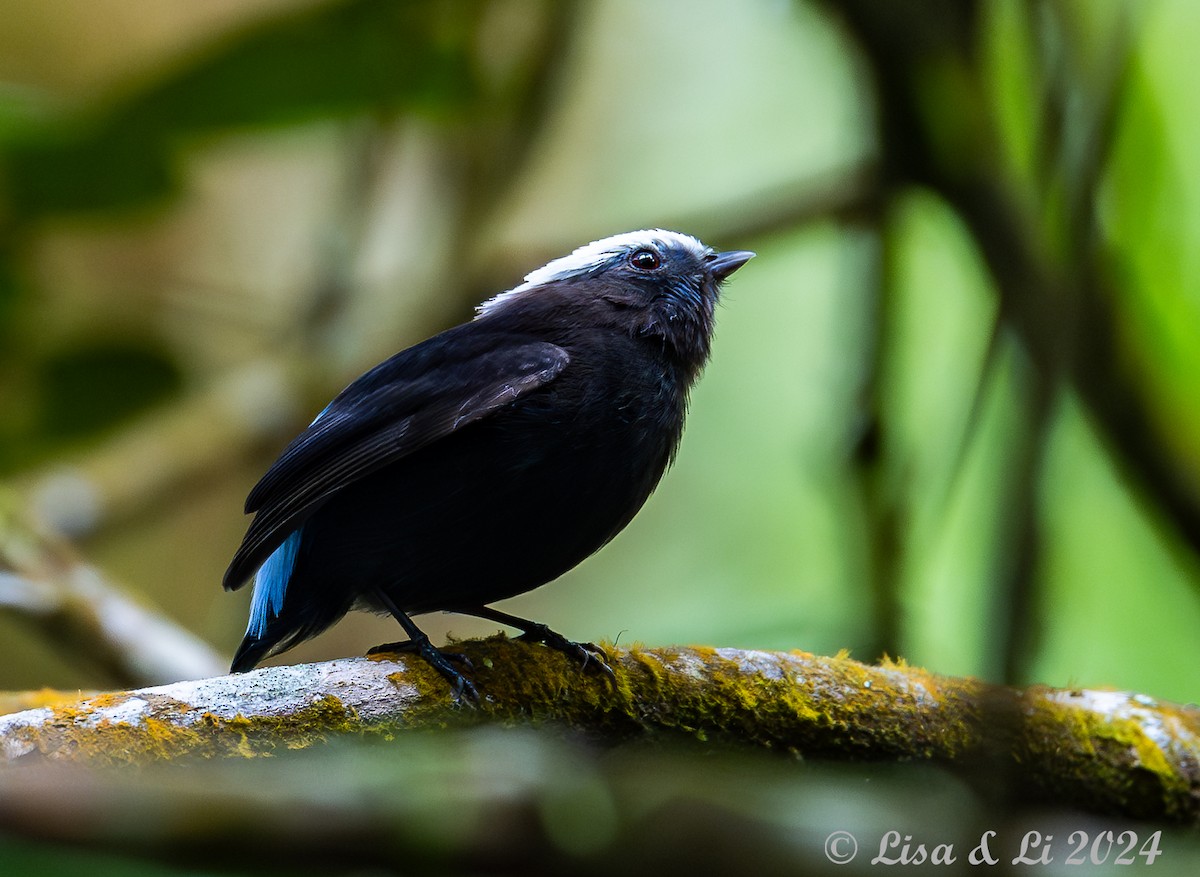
[223,229,753,696]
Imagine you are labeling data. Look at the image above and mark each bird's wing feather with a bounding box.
[223,337,569,590]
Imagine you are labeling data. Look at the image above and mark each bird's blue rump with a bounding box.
[246,527,302,637]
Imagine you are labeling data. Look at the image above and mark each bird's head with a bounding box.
[478,229,753,370]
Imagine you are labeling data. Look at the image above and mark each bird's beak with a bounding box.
[706,249,755,281]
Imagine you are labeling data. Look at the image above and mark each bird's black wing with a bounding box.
[223,332,569,591]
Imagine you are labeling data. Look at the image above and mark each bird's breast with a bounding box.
[294,332,691,611]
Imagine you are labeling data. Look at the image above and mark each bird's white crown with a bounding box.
[478,229,708,318]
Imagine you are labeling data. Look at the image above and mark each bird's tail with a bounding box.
[230,634,278,673]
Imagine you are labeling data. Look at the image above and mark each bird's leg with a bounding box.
[372,590,477,701]
[459,605,616,684]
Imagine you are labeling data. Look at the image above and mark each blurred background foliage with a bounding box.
[0,0,1197,705]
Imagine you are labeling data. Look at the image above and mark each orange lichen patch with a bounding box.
[0,688,97,716]
[366,650,403,663]
[78,691,138,710]
[2,694,363,765]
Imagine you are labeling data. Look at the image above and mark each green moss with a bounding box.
[1016,688,1195,821]
[6,635,1194,827]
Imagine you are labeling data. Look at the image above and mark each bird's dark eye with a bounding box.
[629,249,661,271]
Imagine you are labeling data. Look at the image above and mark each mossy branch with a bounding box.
[1,637,1196,826]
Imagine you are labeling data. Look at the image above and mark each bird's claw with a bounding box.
[368,639,478,702]
[420,641,479,703]
[516,624,616,685]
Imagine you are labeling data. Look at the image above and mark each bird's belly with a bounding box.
[293,410,675,613]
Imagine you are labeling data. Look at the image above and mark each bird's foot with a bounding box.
[367,638,477,701]
[515,623,616,685]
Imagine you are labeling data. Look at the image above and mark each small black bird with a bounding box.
[224,229,753,694]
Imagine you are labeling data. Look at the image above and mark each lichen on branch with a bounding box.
[0,637,1196,826]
